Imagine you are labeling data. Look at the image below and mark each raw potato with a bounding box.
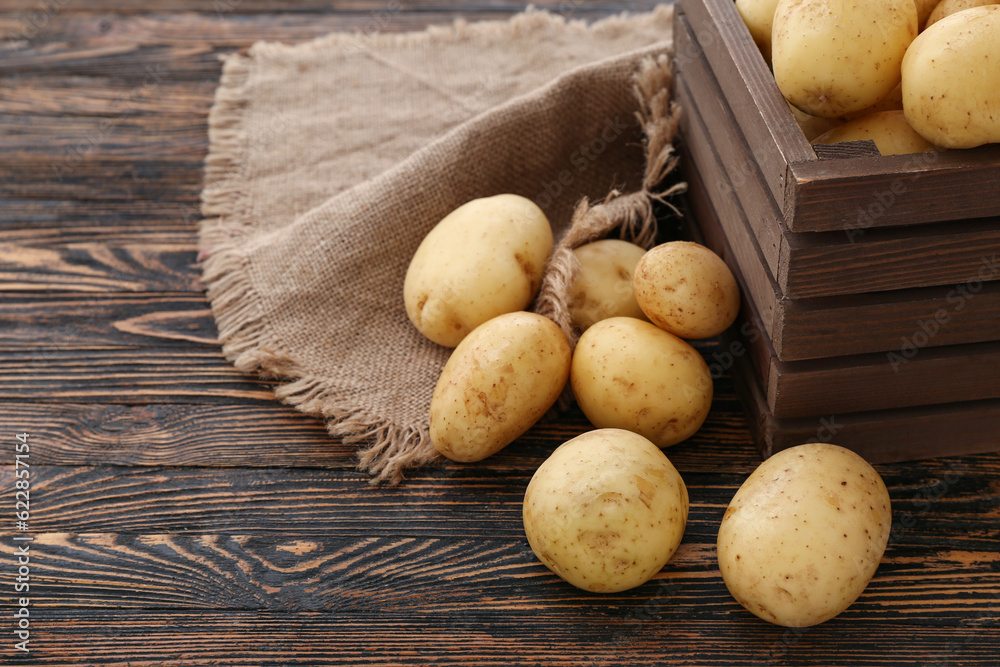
[571,317,713,448]
[924,0,995,27]
[569,239,649,332]
[430,311,570,462]
[404,194,553,347]
[841,82,904,121]
[522,428,689,593]
[902,5,1000,149]
[717,443,892,627]
[736,0,782,63]
[772,0,918,118]
[632,241,740,340]
[812,110,938,155]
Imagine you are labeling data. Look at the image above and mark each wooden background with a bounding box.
[0,1,998,664]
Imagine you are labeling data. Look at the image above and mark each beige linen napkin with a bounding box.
[199,6,682,483]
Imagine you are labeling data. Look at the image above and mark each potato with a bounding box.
[404,194,553,347]
[632,241,740,340]
[569,239,648,332]
[717,443,892,627]
[736,0,782,63]
[571,317,712,448]
[772,0,918,118]
[924,0,995,27]
[841,82,904,121]
[902,5,1000,148]
[429,311,570,462]
[812,110,938,155]
[522,428,689,593]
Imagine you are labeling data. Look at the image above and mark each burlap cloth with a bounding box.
[199,5,684,484]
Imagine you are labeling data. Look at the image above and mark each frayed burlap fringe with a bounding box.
[200,53,443,485]
[533,53,686,348]
[200,15,682,486]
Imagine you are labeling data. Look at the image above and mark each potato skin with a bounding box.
[404,194,553,347]
[569,239,649,332]
[812,110,938,155]
[736,0,782,63]
[522,428,689,593]
[772,0,918,118]
[430,312,570,462]
[717,443,892,627]
[902,5,1000,149]
[570,317,713,448]
[924,0,994,27]
[632,241,740,340]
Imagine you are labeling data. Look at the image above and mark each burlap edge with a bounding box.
[198,49,443,485]
[198,10,682,486]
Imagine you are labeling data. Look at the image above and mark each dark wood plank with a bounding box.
[788,147,1000,232]
[767,341,1000,419]
[0,533,716,612]
[0,392,757,474]
[782,218,1000,299]
[9,610,995,666]
[0,294,218,349]
[0,156,202,200]
[0,198,201,229]
[0,463,733,536]
[731,343,1000,465]
[0,402,357,467]
[0,237,200,292]
[8,445,998,535]
[727,279,1000,419]
[1,530,997,619]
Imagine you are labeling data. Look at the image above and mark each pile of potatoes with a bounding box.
[736,0,1000,152]
[403,193,893,626]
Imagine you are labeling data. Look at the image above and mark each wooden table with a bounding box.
[1,1,998,664]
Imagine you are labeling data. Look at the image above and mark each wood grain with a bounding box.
[731,340,1000,464]
[1,529,997,617]
[1,1,998,664]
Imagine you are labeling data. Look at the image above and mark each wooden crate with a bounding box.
[673,0,1000,460]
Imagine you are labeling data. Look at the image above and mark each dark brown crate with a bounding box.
[729,344,1000,464]
[684,139,1000,419]
[676,0,1000,234]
